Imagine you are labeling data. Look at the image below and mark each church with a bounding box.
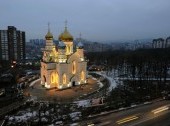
[41,24,87,89]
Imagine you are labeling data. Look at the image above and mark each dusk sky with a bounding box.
[1,0,170,42]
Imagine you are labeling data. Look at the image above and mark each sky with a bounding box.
[1,0,170,42]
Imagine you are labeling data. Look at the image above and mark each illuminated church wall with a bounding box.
[40,24,87,89]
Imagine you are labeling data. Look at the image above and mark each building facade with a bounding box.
[41,25,87,89]
[0,26,25,66]
[152,37,170,49]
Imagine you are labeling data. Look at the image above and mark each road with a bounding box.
[137,112,170,126]
[82,100,170,126]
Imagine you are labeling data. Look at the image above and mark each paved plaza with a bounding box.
[27,77,99,102]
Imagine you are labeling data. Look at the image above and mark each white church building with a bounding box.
[41,24,87,89]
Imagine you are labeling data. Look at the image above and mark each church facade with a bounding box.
[41,25,87,89]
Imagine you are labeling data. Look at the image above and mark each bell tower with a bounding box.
[76,33,84,61]
[42,23,55,62]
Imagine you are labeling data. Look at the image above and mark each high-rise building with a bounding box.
[0,26,25,66]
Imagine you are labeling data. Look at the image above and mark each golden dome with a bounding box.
[45,23,53,40]
[58,27,73,41]
[45,31,53,40]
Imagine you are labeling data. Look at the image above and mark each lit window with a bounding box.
[72,61,76,74]
[63,74,66,84]
[81,71,85,81]
[55,72,59,86]
[51,72,59,85]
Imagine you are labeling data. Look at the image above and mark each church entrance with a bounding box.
[70,75,76,87]
[72,81,76,87]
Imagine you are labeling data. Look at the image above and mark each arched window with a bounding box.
[51,72,59,85]
[81,71,85,81]
[63,74,66,84]
[55,72,59,85]
[51,72,55,84]
[72,61,76,74]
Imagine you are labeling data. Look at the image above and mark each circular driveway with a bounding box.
[28,77,99,102]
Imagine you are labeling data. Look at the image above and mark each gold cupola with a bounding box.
[45,23,53,40]
[58,21,73,41]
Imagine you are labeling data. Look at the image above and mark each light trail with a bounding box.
[151,106,169,114]
[116,115,139,124]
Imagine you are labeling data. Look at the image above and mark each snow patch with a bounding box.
[74,99,91,108]
[95,71,117,91]
[97,81,103,88]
